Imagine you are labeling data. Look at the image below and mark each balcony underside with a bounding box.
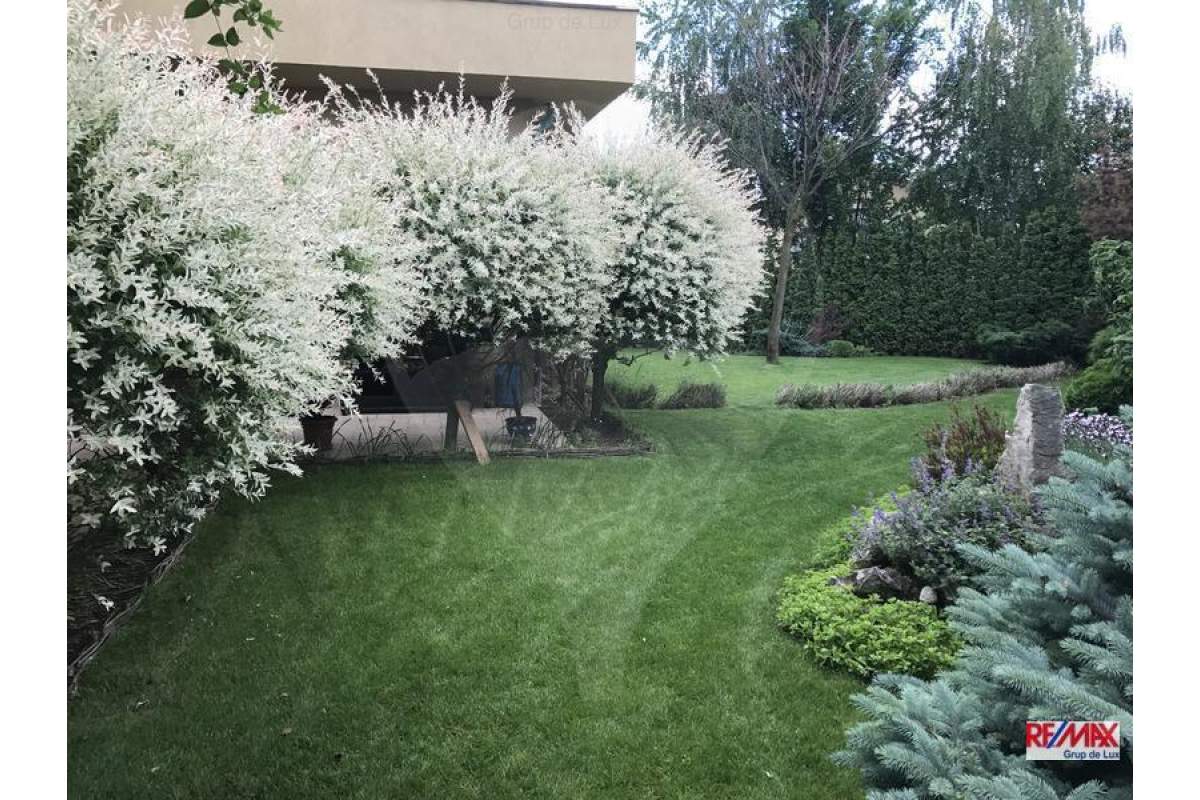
[275,63,632,118]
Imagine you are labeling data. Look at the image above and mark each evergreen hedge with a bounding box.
[748,209,1092,359]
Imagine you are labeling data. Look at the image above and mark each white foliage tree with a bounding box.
[331,83,617,360]
[67,0,424,555]
[582,128,767,417]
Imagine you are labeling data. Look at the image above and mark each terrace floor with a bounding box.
[282,407,565,460]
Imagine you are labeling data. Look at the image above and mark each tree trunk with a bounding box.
[767,206,804,364]
[590,345,613,421]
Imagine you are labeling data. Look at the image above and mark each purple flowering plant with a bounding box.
[848,456,1042,599]
[1062,410,1132,459]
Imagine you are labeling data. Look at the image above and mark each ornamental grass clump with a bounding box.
[67,0,425,554]
[775,362,1073,408]
[607,382,658,409]
[829,382,893,408]
[772,382,827,408]
[659,381,728,409]
[773,381,893,408]
[937,362,1073,397]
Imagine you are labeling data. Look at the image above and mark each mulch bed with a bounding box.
[67,528,198,694]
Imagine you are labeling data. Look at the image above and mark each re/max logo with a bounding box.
[1026,721,1121,761]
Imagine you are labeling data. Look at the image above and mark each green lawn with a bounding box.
[608,351,982,408]
[68,361,1018,799]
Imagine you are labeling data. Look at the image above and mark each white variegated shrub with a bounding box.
[588,128,766,356]
[579,127,766,412]
[67,0,424,551]
[66,0,760,556]
[330,85,617,356]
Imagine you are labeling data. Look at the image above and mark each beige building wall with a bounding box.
[117,0,637,115]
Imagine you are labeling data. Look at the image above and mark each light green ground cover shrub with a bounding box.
[777,565,960,680]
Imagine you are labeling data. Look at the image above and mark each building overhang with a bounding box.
[117,0,637,116]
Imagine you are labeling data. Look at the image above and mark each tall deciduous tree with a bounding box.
[1076,90,1133,242]
[641,1,932,363]
[909,0,1098,229]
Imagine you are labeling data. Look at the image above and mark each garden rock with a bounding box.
[997,383,1065,493]
[849,534,884,569]
[919,586,938,605]
[829,566,913,600]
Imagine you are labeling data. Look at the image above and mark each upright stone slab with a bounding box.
[997,383,1065,492]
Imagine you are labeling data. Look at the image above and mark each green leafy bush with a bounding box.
[1086,240,1132,376]
[975,320,1081,366]
[1064,240,1132,415]
[776,566,960,679]
[920,404,1008,474]
[825,339,859,358]
[1064,358,1131,412]
[658,381,727,409]
[607,381,658,409]
[1087,324,1116,364]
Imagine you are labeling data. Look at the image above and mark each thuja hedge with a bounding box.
[754,209,1092,358]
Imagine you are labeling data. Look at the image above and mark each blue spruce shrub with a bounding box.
[834,410,1133,799]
